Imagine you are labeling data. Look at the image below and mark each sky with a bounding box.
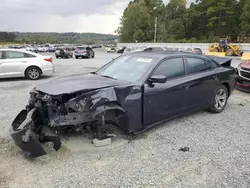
[0,0,192,34]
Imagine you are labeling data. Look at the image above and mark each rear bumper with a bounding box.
[10,108,61,158]
[42,67,55,75]
[75,53,88,57]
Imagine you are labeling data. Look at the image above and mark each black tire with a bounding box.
[75,56,78,59]
[226,48,234,56]
[56,56,58,59]
[25,67,42,80]
[208,85,228,113]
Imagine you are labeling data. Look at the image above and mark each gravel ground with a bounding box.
[0,49,249,188]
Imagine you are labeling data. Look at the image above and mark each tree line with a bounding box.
[117,0,250,43]
[0,32,118,44]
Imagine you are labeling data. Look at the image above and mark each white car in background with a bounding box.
[0,49,55,80]
[107,47,116,53]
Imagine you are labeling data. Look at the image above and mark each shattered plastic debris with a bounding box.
[179,147,190,152]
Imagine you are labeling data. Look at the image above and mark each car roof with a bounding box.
[127,51,210,60]
[0,48,41,56]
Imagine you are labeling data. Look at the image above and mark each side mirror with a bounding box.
[149,75,167,83]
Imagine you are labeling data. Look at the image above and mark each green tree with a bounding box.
[165,0,187,40]
[205,0,237,36]
[117,0,249,43]
[240,0,250,34]
[118,0,152,42]
[0,32,16,42]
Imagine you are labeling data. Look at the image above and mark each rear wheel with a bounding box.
[25,67,41,80]
[208,85,228,113]
[226,48,234,56]
[75,56,78,59]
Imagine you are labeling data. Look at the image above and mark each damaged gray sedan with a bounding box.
[10,51,236,158]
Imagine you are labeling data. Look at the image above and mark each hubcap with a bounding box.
[28,69,39,79]
[214,89,227,110]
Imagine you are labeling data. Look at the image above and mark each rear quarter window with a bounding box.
[24,53,36,58]
[186,58,209,74]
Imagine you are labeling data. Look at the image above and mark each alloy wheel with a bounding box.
[28,68,40,79]
[214,89,227,110]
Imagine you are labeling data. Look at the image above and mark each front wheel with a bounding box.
[208,85,228,113]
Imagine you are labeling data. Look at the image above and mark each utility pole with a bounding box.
[154,17,158,43]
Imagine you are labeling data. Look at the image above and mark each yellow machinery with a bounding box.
[207,39,242,56]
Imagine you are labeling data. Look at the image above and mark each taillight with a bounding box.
[44,57,52,63]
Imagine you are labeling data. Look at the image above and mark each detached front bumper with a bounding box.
[10,108,61,158]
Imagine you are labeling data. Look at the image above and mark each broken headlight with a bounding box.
[68,97,93,112]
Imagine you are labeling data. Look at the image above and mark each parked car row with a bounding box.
[55,46,95,59]
[112,46,203,55]
[8,45,57,53]
[3,43,103,54]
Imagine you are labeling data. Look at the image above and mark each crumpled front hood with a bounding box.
[240,60,250,69]
[35,73,129,95]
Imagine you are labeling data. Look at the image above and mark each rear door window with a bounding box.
[5,51,26,59]
[186,58,210,74]
[24,53,36,58]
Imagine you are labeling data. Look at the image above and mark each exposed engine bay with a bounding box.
[10,88,130,158]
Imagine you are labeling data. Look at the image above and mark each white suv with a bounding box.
[0,49,55,80]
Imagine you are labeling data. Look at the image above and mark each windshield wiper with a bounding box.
[100,75,117,80]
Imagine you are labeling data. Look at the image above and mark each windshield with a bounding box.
[96,55,157,82]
